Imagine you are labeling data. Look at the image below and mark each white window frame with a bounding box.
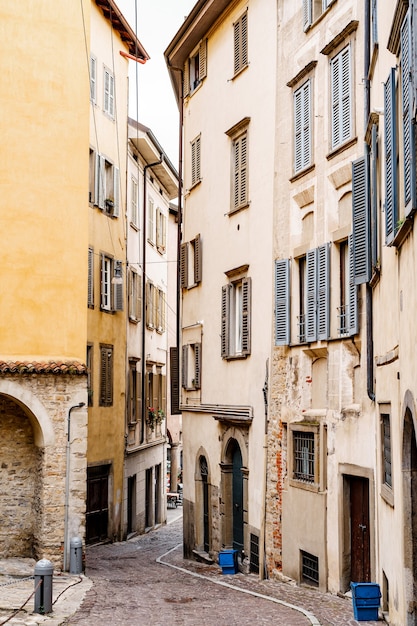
[131,176,138,227]
[90,55,97,103]
[147,197,155,244]
[128,269,141,322]
[156,208,167,253]
[221,276,251,359]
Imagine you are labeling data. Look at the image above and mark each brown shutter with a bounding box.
[194,343,201,389]
[161,374,167,414]
[221,285,231,358]
[183,60,190,98]
[182,344,188,388]
[199,39,207,80]
[180,243,188,289]
[241,277,251,355]
[194,234,202,284]
[88,248,94,307]
[170,347,180,414]
[100,346,113,406]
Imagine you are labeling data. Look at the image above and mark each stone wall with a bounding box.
[0,371,87,569]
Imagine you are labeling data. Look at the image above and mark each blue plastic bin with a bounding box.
[350,582,381,621]
[218,549,238,574]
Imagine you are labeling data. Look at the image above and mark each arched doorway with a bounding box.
[195,451,211,553]
[403,404,417,625]
[0,395,43,559]
[232,443,244,553]
[221,437,245,555]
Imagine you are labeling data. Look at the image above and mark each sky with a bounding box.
[117,0,196,166]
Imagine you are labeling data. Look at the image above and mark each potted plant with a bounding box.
[146,407,165,431]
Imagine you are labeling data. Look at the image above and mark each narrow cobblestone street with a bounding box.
[62,516,381,626]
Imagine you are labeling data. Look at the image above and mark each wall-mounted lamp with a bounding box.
[112,261,123,285]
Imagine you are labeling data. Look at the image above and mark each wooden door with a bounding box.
[232,445,244,554]
[86,465,109,544]
[350,476,371,582]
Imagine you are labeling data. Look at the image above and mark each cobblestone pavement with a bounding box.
[62,516,382,626]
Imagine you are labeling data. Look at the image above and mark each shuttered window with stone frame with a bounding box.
[180,234,202,289]
[305,244,330,343]
[233,131,248,211]
[294,79,312,174]
[234,10,248,76]
[99,344,113,406]
[183,39,207,98]
[100,255,123,312]
[182,343,201,390]
[95,154,120,217]
[330,45,352,150]
[221,277,251,359]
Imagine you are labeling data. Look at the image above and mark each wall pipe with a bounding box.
[140,155,163,443]
[63,402,85,572]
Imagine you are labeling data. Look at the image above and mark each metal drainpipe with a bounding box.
[141,155,164,443]
[64,402,85,572]
[364,0,375,401]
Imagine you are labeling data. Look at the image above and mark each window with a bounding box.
[180,234,202,289]
[294,79,312,173]
[303,0,334,31]
[147,197,155,244]
[88,247,94,308]
[381,413,392,489]
[221,276,251,359]
[146,281,155,329]
[155,288,166,333]
[95,153,120,216]
[274,258,290,346]
[103,67,114,117]
[99,344,113,406]
[131,177,138,226]
[87,344,93,406]
[90,55,97,102]
[182,343,201,390]
[306,244,330,342]
[191,135,201,187]
[330,45,352,150]
[338,236,358,336]
[234,11,248,76]
[183,40,207,97]
[145,370,166,424]
[100,255,123,312]
[301,551,319,586]
[128,269,141,322]
[156,208,166,253]
[290,423,320,490]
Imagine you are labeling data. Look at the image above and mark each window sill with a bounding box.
[226,202,250,217]
[391,215,413,248]
[223,353,249,361]
[128,316,140,325]
[289,164,315,183]
[380,483,394,508]
[326,136,357,160]
[231,63,249,81]
[289,478,320,493]
[130,221,139,231]
[188,179,202,193]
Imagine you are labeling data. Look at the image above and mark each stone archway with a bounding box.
[0,395,44,559]
[220,431,248,555]
[402,391,417,625]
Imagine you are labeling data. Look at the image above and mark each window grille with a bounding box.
[293,431,315,482]
[301,551,319,586]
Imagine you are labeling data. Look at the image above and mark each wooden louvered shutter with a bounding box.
[170,347,180,414]
[194,343,201,389]
[331,46,351,149]
[340,47,351,144]
[234,133,248,210]
[234,12,248,75]
[113,262,123,311]
[199,40,207,81]
[348,234,359,335]
[88,248,94,307]
[100,254,106,309]
[352,155,371,284]
[275,259,290,346]
[180,243,188,289]
[183,59,190,98]
[221,284,231,358]
[100,346,113,406]
[161,374,167,415]
[241,277,251,355]
[401,12,413,211]
[194,234,202,284]
[317,243,330,341]
[384,68,397,244]
[371,124,378,269]
[303,0,312,31]
[113,167,120,217]
[306,248,317,342]
[294,81,311,173]
[96,154,105,209]
[182,345,188,389]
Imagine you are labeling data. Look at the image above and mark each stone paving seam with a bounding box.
[156,543,321,626]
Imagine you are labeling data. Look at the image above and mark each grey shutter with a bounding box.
[194,234,202,284]
[303,0,312,31]
[275,259,290,346]
[348,234,359,335]
[234,133,248,209]
[371,0,378,46]
[331,46,351,149]
[114,262,123,311]
[194,343,201,389]
[294,87,303,172]
[306,248,317,342]
[384,68,397,244]
[182,345,188,389]
[241,277,251,355]
[371,124,378,268]
[352,155,371,284]
[199,40,207,81]
[401,12,413,210]
[180,242,188,289]
[294,81,311,173]
[241,12,248,68]
[113,167,120,217]
[221,284,231,358]
[170,347,181,414]
[340,47,352,144]
[88,248,94,307]
[317,243,330,341]
[191,137,201,186]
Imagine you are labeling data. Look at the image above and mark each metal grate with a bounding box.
[293,431,315,482]
[250,533,259,574]
[301,551,319,586]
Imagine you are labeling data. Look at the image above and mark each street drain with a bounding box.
[164,597,193,604]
